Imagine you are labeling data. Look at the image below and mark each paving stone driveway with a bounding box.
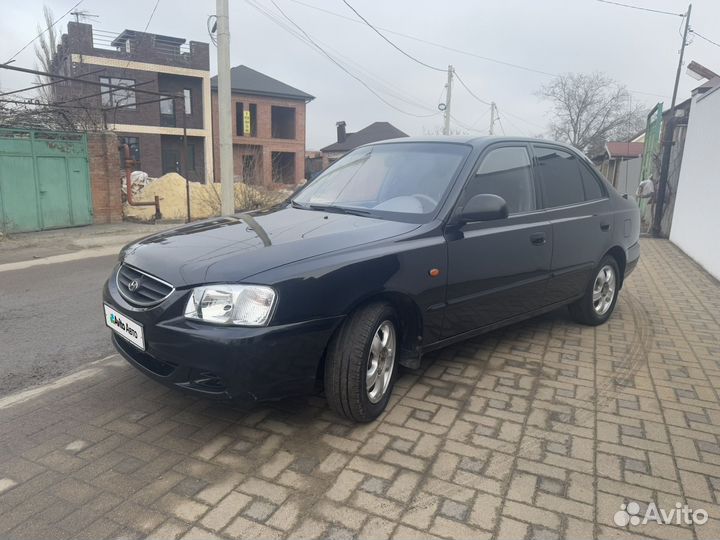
[1,239,719,540]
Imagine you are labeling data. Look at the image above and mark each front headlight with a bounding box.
[184,284,276,326]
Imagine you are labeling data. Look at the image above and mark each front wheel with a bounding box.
[569,255,620,326]
[324,303,398,422]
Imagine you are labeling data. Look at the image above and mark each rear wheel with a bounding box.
[324,302,397,422]
[569,255,620,326]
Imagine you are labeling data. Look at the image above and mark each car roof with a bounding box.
[361,135,582,155]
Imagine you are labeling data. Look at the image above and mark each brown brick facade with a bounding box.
[51,22,214,183]
[211,92,307,186]
[87,132,123,224]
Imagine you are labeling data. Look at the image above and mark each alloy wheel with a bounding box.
[593,264,616,315]
[366,320,396,404]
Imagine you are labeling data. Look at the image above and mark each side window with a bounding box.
[535,146,585,208]
[579,163,604,201]
[467,146,535,214]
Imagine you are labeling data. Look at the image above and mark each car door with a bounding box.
[532,145,613,305]
[442,144,553,338]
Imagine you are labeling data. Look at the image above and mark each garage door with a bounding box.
[0,128,92,233]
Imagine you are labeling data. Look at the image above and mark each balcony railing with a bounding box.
[91,29,191,59]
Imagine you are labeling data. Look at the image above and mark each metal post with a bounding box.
[180,96,191,223]
[653,3,691,237]
[216,0,234,215]
[443,65,453,136]
[489,102,496,135]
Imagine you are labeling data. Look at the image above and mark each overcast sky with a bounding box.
[3,0,719,149]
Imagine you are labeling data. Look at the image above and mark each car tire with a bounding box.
[324,302,398,422]
[569,255,621,326]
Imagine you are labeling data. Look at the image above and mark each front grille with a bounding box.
[116,264,174,307]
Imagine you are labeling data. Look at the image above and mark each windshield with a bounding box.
[293,142,470,222]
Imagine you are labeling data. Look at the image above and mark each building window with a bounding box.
[160,96,174,115]
[99,77,136,109]
[272,151,295,183]
[160,95,175,127]
[271,106,295,139]
[183,89,192,115]
[249,104,257,137]
[235,103,258,136]
[235,102,244,136]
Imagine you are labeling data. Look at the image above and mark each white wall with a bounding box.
[670,85,720,280]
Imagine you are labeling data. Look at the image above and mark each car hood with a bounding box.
[120,206,419,286]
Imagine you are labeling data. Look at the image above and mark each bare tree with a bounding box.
[538,72,646,155]
[34,5,60,103]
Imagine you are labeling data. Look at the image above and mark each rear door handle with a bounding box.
[600,223,611,231]
[530,232,546,246]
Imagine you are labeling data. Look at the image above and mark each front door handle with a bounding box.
[600,222,611,231]
[530,232,546,246]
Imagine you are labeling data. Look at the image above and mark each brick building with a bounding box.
[51,22,213,182]
[210,65,314,186]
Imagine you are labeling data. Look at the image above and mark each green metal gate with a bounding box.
[0,128,92,233]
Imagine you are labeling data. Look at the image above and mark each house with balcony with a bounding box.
[51,22,213,181]
[210,65,314,186]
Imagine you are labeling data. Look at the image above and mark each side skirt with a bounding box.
[400,296,584,369]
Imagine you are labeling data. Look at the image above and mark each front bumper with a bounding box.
[104,270,344,401]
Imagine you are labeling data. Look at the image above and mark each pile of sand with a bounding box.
[124,173,289,221]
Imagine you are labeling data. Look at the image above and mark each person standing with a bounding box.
[636,176,655,232]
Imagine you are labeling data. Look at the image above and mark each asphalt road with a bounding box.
[0,254,118,396]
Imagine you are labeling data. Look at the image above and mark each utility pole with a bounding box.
[669,4,691,113]
[488,102,497,135]
[653,3,691,237]
[216,0,234,215]
[443,65,453,135]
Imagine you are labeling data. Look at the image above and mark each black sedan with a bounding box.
[103,137,640,422]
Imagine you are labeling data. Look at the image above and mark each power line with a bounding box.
[141,0,161,33]
[260,0,439,118]
[286,0,670,100]
[691,29,720,49]
[287,0,556,77]
[495,106,528,136]
[453,71,491,106]
[5,0,83,63]
[496,106,547,131]
[595,0,685,17]
[120,0,160,72]
[251,0,438,115]
[340,0,445,72]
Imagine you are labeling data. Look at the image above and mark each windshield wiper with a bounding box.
[308,203,371,216]
[291,199,371,216]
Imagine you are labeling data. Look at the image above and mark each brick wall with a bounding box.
[210,91,307,186]
[87,132,123,224]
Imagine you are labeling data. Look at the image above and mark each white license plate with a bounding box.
[104,304,145,350]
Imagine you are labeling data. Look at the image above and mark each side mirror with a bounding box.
[458,194,509,223]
